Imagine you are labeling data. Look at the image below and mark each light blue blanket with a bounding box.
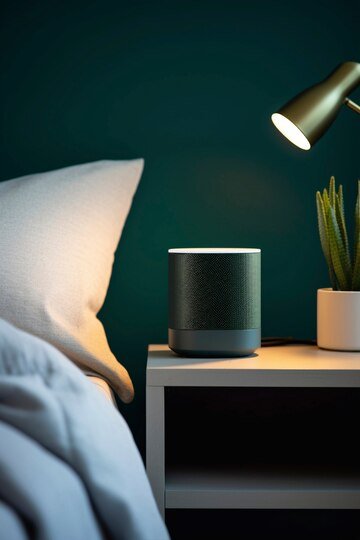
[0,319,169,540]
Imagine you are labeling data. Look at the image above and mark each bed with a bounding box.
[0,319,169,540]
[0,160,169,539]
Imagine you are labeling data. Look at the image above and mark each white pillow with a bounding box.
[0,159,143,403]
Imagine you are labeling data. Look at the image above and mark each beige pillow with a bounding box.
[0,159,143,403]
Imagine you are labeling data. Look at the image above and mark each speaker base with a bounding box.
[168,328,261,358]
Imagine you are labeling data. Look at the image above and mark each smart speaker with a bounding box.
[168,248,261,357]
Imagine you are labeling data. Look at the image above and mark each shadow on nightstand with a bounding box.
[166,350,258,364]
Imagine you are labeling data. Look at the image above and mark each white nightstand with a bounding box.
[146,344,360,518]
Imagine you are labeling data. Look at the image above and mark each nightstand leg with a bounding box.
[146,385,165,518]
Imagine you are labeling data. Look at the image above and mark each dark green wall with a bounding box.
[1,0,359,453]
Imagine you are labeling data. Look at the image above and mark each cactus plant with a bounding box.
[316,177,360,291]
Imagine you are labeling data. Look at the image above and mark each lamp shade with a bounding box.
[272,61,360,150]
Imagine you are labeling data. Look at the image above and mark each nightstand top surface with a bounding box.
[147,344,360,387]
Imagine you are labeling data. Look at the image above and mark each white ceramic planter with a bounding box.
[317,288,360,351]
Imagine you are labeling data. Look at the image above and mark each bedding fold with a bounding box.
[0,422,103,540]
[0,500,28,540]
[0,319,169,540]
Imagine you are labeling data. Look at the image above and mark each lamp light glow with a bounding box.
[271,113,311,150]
[168,248,260,253]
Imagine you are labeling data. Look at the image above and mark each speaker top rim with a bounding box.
[168,248,261,254]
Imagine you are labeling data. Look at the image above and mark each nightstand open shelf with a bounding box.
[166,465,360,509]
[146,345,360,518]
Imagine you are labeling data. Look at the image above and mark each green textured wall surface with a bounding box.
[1,0,359,453]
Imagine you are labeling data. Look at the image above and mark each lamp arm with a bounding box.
[344,97,360,114]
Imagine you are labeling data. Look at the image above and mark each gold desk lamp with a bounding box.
[271,61,360,150]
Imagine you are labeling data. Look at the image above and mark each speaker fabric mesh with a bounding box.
[169,253,261,330]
